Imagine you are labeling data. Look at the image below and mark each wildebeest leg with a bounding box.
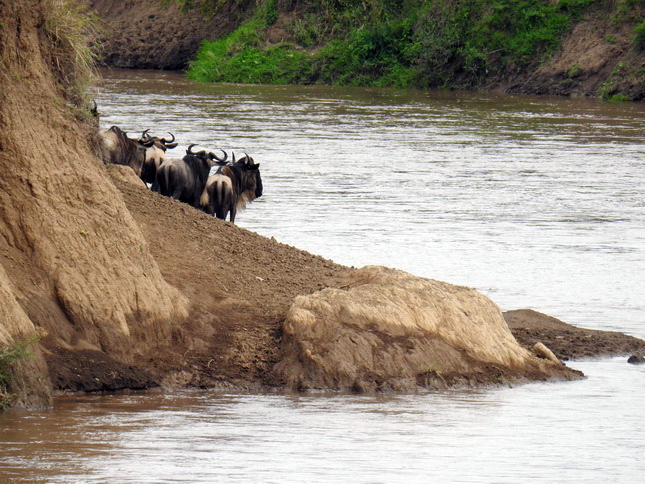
[171,185,185,201]
[229,206,237,223]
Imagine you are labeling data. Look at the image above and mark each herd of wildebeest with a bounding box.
[97,125,263,223]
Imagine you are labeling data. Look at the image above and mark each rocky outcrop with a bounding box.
[274,266,582,391]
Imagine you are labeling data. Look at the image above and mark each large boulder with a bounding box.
[275,266,582,391]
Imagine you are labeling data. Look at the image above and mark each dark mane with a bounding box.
[183,153,211,188]
[106,126,144,167]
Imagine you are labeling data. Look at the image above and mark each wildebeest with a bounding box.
[137,130,178,185]
[98,125,151,176]
[200,153,263,223]
[155,144,228,208]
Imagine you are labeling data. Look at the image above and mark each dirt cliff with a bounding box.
[89,0,244,70]
[0,0,187,407]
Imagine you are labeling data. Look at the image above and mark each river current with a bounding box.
[1,70,644,482]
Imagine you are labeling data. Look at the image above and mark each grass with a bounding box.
[0,334,41,409]
[186,0,604,89]
[634,21,645,49]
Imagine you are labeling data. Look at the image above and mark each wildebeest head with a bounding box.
[98,125,147,175]
[184,144,227,164]
[138,129,178,163]
[138,129,178,152]
[183,144,228,187]
[137,130,180,184]
[238,153,263,199]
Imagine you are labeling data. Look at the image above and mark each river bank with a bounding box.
[89,0,644,100]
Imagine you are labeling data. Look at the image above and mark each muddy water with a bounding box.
[2,70,644,482]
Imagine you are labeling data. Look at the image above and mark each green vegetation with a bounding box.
[188,17,313,84]
[634,20,645,49]
[0,335,41,409]
[186,0,607,89]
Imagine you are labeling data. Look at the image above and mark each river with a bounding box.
[1,69,644,482]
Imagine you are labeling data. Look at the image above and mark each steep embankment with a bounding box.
[89,0,245,70]
[0,0,187,407]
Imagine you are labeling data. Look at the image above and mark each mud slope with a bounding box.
[105,167,348,389]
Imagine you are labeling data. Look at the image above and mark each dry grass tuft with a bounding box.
[43,0,101,111]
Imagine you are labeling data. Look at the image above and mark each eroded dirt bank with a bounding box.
[89,0,245,70]
[1,0,188,408]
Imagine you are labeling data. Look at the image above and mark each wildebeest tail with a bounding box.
[199,184,211,212]
[203,174,232,219]
[215,181,234,220]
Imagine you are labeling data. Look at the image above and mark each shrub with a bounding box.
[186,0,603,89]
[0,335,41,410]
[634,21,645,49]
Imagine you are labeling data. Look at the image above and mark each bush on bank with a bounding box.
[185,0,642,96]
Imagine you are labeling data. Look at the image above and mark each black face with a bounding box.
[254,169,263,198]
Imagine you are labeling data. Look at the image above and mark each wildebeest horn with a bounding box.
[209,149,228,162]
[243,152,251,165]
[187,144,198,154]
[161,132,176,144]
[162,132,177,149]
[139,129,153,144]
[140,130,156,147]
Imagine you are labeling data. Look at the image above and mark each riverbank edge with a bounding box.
[89,0,644,101]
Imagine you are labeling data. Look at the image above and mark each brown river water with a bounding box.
[1,69,644,482]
